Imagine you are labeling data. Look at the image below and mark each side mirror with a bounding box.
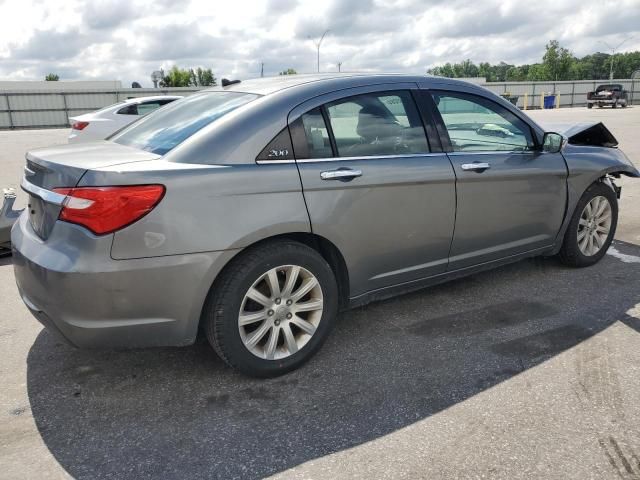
[542,132,564,153]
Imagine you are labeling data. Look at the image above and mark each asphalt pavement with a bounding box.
[1,107,640,479]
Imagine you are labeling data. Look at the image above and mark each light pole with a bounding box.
[599,36,634,79]
[310,30,330,73]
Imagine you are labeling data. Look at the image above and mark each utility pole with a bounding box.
[337,62,342,72]
[599,36,634,79]
[310,30,330,73]
[260,62,264,78]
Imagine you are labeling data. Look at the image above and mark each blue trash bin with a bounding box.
[544,94,556,109]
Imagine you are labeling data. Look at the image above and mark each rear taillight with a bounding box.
[71,121,89,130]
[52,185,165,235]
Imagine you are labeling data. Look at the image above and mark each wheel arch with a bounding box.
[551,171,627,255]
[196,232,351,335]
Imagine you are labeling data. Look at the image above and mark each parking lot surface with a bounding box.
[1,107,640,479]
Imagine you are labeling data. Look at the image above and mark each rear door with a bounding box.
[427,89,568,270]
[291,85,456,298]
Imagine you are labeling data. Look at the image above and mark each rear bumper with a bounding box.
[12,213,237,348]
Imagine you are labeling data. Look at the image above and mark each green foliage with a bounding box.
[279,68,298,75]
[160,66,217,87]
[44,73,59,81]
[160,66,191,87]
[427,41,640,82]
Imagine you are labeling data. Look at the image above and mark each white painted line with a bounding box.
[607,246,640,263]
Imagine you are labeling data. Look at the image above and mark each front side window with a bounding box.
[432,91,534,152]
[111,92,259,155]
[325,91,428,157]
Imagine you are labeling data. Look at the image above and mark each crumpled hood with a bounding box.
[539,121,618,148]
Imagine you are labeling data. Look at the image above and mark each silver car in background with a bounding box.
[12,74,638,377]
[68,95,181,143]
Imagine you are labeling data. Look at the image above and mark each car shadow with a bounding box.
[26,241,640,479]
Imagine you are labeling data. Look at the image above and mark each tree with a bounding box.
[542,40,574,80]
[425,42,640,82]
[159,66,192,87]
[45,73,59,81]
[196,67,216,86]
[279,68,297,75]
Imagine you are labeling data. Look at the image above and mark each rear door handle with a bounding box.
[320,169,363,181]
[461,162,491,172]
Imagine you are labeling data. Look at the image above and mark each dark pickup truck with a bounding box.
[587,84,628,108]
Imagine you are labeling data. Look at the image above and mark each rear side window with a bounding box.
[298,108,333,159]
[432,91,534,152]
[325,91,428,157]
[117,104,139,115]
[111,92,258,155]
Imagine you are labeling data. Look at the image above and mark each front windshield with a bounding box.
[111,91,259,155]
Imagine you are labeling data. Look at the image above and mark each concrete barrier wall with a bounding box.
[0,79,638,129]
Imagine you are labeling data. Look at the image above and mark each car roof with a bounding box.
[202,73,478,96]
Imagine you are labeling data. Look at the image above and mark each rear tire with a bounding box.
[587,103,593,109]
[202,240,339,377]
[559,182,618,268]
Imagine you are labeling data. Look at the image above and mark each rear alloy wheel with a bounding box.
[239,265,324,360]
[559,182,618,267]
[203,241,338,377]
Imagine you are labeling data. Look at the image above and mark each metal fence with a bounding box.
[0,87,202,129]
[0,79,638,129]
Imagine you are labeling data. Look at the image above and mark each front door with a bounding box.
[429,90,568,270]
[291,88,456,298]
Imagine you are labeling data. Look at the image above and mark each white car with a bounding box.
[68,95,182,143]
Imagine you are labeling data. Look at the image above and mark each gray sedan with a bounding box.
[11,74,638,377]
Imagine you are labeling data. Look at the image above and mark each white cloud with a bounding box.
[0,0,638,86]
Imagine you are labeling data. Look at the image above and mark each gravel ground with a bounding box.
[1,107,639,480]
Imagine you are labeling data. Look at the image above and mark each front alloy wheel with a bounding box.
[577,196,612,257]
[559,181,618,267]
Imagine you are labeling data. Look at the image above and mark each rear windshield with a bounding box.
[596,84,621,92]
[111,91,259,155]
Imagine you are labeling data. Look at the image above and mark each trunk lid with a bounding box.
[23,141,160,239]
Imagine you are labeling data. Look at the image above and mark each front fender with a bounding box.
[550,144,639,253]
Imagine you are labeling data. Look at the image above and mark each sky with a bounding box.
[0,0,639,86]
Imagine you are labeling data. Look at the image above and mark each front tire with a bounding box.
[587,103,593,109]
[559,182,618,268]
[203,240,338,377]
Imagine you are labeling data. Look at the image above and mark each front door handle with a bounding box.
[320,168,363,181]
[461,162,491,172]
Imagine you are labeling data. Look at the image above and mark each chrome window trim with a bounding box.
[296,152,445,164]
[447,150,536,156]
[255,159,296,165]
[256,151,538,165]
[21,177,67,206]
